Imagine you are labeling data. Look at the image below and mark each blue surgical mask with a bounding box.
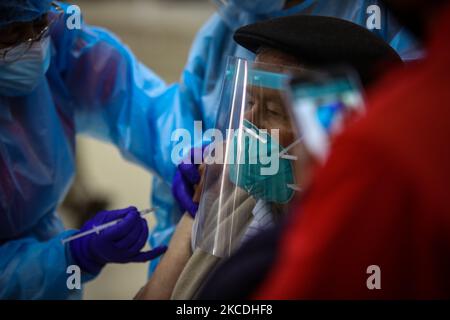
[228,119,299,204]
[0,37,52,97]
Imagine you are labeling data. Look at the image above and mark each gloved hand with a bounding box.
[69,206,167,275]
[172,145,207,217]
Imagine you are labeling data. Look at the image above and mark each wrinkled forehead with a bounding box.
[248,49,305,108]
[255,47,304,71]
[246,82,285,106]
[251,47,305,95]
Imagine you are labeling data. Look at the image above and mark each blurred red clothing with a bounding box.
[256,4,450,299]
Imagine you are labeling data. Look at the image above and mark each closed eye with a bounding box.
[266,101,284,117]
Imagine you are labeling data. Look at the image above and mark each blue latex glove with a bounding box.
[69,207,167,274]
[172,146,207,218]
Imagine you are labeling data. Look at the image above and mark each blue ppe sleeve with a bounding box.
[51,6,200,182]
[388,28,424,61]
[52,7,206,276]
[0,229,96,299]
[0,2,191,297]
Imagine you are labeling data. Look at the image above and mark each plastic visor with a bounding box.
[192,57,303,257]
[289,69,365,162]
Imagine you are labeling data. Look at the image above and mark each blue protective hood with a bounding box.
[228,0,286,14]
[212,0,316,31]
[0,0,52,28]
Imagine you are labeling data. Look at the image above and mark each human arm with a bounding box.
[135,213,194,300]
[51,3,211,180]
[0,229,81,299]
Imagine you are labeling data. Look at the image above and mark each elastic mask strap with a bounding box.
[281,138,303,193]
[279,137,303,160]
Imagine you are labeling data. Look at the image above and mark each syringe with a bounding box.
[61,208,156,245]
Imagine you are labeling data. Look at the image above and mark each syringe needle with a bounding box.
[61,208,157,245]
[139,208,155,217]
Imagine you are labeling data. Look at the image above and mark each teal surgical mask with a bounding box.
[0,36,51,97]
[228,119,300,204]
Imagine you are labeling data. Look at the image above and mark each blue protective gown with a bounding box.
[0,0,420,299]
[0,3,198,299]
[148,0,422,272]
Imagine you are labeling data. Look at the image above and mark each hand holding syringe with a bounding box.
[62,208,156,244]
[64,206,166,274]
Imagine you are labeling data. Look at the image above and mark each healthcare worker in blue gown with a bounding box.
[152,0,421,272]
[0,0,419,300]
[0,1,173,299]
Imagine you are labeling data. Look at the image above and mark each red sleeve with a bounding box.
[255,134,413,299]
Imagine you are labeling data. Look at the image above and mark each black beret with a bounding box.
[234,15,402,86]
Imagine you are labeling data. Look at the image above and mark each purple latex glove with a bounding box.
[172,145,207,217]
[69,206,167,274]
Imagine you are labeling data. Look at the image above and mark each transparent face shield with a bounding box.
[192,57,303,258]
[288,69,365,162]
[281,69,366,189]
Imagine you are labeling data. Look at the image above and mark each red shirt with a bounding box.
[256,5,450,299]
